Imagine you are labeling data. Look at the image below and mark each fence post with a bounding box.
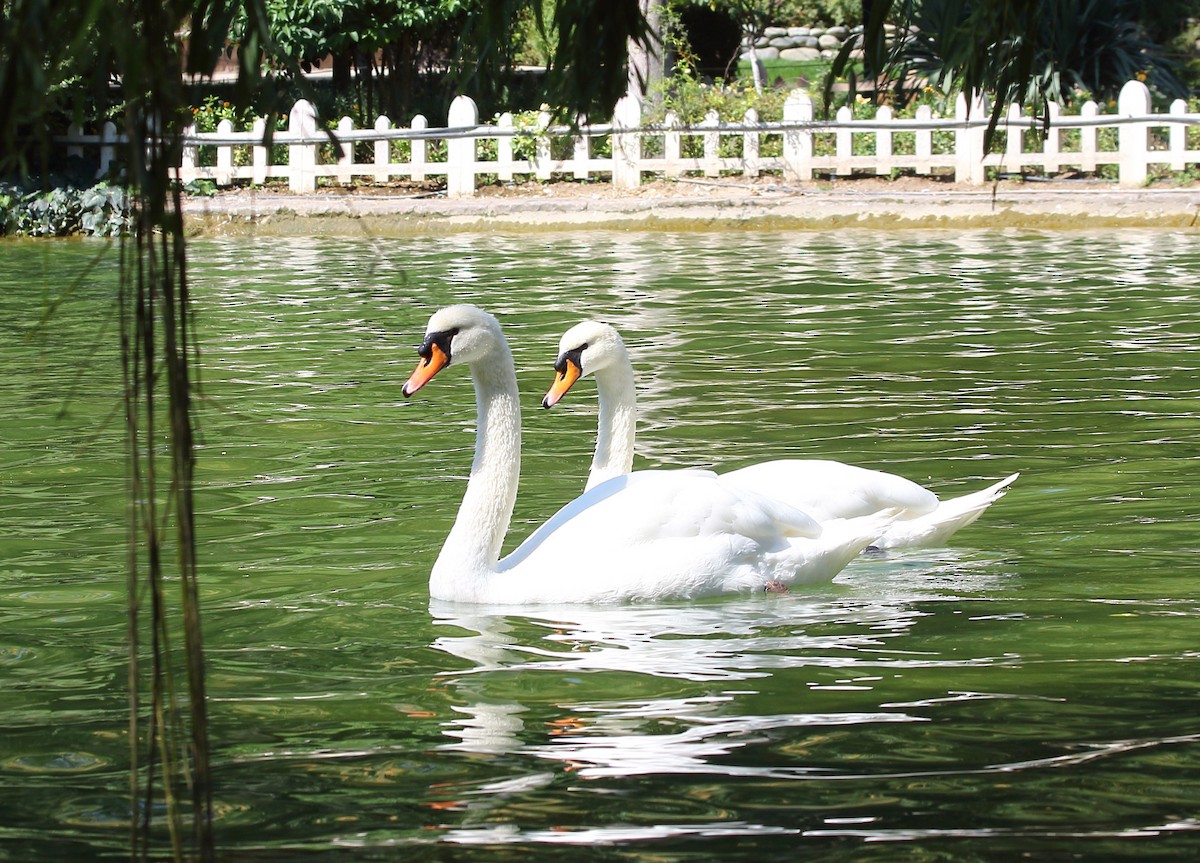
[373,115,391,182]
[1044,101,1061,174]
[915,105,932,175]
[701,109,720,177]
[251,118,268,185]
[66,124,84,161]
[573,115,590,180]
[664,111,682,178]
[535,108,553,181]
[180,123,197,181]
[954,91,987,184]
[1118,80,1151,187]
[447,95,478,198]
[1003,102,1022,173]
[1169,99,1187,172]
[782,89,812,182]
[216,118,233,185]
[612,95,642,190]
[99,121,117,179]
[496,112,515,182]
[875,105,893,176]
[834,105,853,176]
[1080,101,1099,173]
[743,108,760,178]
[288,99,319,193]
[336,116,354,185]
[411,115,427,182]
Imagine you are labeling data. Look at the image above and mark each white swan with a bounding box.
[401,305,892,604]
[543,320,1018,550]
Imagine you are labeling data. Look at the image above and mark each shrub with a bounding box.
[647,70,793,126]
[0,182,130,237]
[189,95,254,133]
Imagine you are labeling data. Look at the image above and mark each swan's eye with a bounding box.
[555,344,586,374]
[419,328,458,365]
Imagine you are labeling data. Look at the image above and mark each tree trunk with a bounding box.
[333,50,351,91]
[626,0,666,105]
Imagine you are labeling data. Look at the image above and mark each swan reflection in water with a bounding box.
[427,550,1015,777]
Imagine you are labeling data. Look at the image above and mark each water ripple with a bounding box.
[5,230,1200,861]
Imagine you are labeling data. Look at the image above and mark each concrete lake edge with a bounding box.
[181,179,1200,236]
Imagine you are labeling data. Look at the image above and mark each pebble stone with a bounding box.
[744,22,871,60]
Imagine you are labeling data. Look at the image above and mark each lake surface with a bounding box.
[2,228,1198,860]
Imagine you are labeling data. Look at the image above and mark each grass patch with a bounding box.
[738,58,834,89]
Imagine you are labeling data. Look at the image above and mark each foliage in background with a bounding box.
[189,95,258,132]
[832,0,1190,144]
[772,0,863,25]
[900,0,1186,105]
[0,181,130,237]
[684,0,863,34]
[0,2,105,175]
[228,0,471,122]
[510,0,557,66]
[220,0,651,125]
[648,69,792,123]
[1170,18,1200,92]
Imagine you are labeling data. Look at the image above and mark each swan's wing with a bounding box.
[722,459,939,521]
[502,470,710,571]
[713,477,826,542]
[875,472,1019,548]
[491,468,858,601]
[499,469,824,574]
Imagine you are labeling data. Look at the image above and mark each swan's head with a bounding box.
[543,320,624,408]
[402,304,505,397]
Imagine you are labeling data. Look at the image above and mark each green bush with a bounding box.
[0,182,130,237]
[648,67,793,127]
[775,0,863,27]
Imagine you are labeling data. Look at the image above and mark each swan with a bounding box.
[542,320,1018,550]
[400,305,892,604]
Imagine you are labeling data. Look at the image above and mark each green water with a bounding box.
[2,229,1198,860]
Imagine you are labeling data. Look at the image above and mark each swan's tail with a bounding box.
[874,472,1019,550]
[788,508,900,585]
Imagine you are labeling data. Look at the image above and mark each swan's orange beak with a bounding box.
[402,342,449,397]
[542,358,581,408]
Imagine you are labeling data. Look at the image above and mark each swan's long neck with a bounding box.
[431,346,521,599]
[586,354,637,491]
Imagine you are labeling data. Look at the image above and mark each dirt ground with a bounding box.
[181,174,1200,236]
[472,174,997,198]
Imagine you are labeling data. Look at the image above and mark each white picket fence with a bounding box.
[59,80,1200,196]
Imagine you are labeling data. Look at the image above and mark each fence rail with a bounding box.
[58,80,1200,196]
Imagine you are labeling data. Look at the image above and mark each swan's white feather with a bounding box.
[722,459,938,521]
[550,320,1018,551]
[491,470,879,603]
[408,305,884,605]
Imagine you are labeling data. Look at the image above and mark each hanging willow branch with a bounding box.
[120,182,213,863]
[0,1,220,853]
[116,1,216,859]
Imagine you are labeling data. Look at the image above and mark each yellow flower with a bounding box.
[1136,70,1148,81]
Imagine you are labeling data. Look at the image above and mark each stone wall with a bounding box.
[744,25,867,63]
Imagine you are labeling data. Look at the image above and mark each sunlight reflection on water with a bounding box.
[4,229,1200,861]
